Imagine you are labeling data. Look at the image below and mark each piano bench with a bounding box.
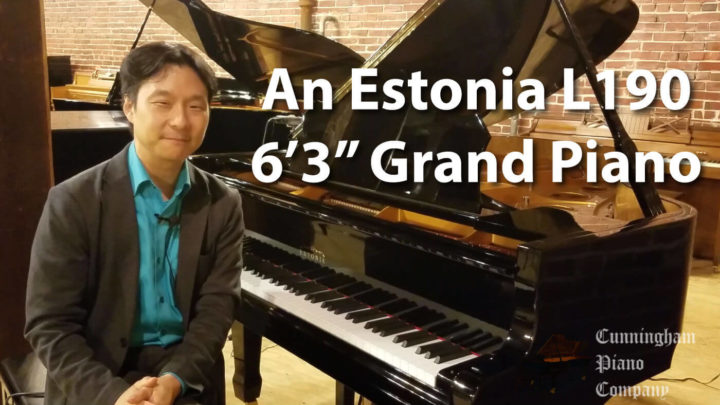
[0,353,45,405]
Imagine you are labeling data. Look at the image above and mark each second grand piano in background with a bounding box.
[145,0,697,404]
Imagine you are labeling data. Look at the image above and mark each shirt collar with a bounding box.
[128,142,191,198]
[174,160,191,199]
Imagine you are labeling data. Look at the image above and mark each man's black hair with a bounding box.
[119,41,217,103]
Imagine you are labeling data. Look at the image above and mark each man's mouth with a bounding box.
[162,137,190,142]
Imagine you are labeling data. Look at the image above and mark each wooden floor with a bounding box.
[222,259,720,405]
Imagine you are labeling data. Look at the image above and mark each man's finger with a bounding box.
[135,376,159,388]
[126,386,154,404]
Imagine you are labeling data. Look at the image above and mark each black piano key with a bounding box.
[316,273,355,289]
[365,317,401,331]
[346,308,387,323]
[404,333,438,348]
[322,297,352,310]
[395,307,426,322]
[283,279,311,289]
[251,259,287,273]
[353,289,396,306]
[397,307,445,327]
[434,348,472,364]
[430,342,469,359]
[307,290,344,303]
[299,267,334,280]
[425,342,468,361]
[271,256,306,269]
[243,254,265,269]
[322,298,353,310]
[337,282,373,296]
[393,330,425,344]
[284,260,318,272]
[363,317,413,337]
[377,299,416,315]
[393,331,436,347]
[458,332,492,349]
[333,300,367,315]
[257,267,293,280]
[450,330,484,345]
[249,258,280,271]
[437,323,469,338]
[286,280,312,292]
[427,320,459,334]
[291,282,328,296]
[272,274,306,286]
[416,340,454,357]
[250,261,286,276]
[378,323,414,337]
[468,336,503,352]
[323,298,366,314]
[365,318,413,337]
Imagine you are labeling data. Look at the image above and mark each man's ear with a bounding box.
[123,96,135,124]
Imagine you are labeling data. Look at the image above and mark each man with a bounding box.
[25,42,243,405]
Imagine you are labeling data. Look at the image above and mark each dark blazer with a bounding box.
[24,144,243,405]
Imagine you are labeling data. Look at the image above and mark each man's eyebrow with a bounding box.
[146,90,207,102]
[187,94,208,102]
[147,90,173,98]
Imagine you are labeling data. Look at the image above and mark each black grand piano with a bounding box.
[146,0,696,404]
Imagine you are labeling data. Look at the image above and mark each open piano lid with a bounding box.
[138,0,364,96]
[286,0,642,225]
[174,0,650,240]
[320,0,639,126]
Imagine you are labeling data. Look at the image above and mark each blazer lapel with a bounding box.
[176,164,209,328]
[100,144,140,333]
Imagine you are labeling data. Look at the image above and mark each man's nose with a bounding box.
[169,104,190,129]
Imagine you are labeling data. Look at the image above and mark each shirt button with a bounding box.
[159,296,165,304]
[156,258,161,265]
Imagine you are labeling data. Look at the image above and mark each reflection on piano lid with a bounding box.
[289,0,642,212]
[138,0,364,97]
[172,0,697,403]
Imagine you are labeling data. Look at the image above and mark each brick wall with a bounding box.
[44,0,720,131]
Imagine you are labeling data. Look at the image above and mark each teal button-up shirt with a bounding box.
[128,142,190,349]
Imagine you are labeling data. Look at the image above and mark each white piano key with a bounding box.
[241,269,495,388]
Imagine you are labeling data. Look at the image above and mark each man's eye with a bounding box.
[189,105,206,110]
[153,101,170,106]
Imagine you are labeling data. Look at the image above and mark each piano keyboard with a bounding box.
[664,156,720,180]
[241,237,505,387]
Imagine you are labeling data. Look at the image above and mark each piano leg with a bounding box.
[231,321,263,402]
[335,381,354,405]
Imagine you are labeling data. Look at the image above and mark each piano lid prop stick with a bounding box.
[106,0,158,104]
[551,0,666,218]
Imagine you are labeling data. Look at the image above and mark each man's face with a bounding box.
[123,64,210,165]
